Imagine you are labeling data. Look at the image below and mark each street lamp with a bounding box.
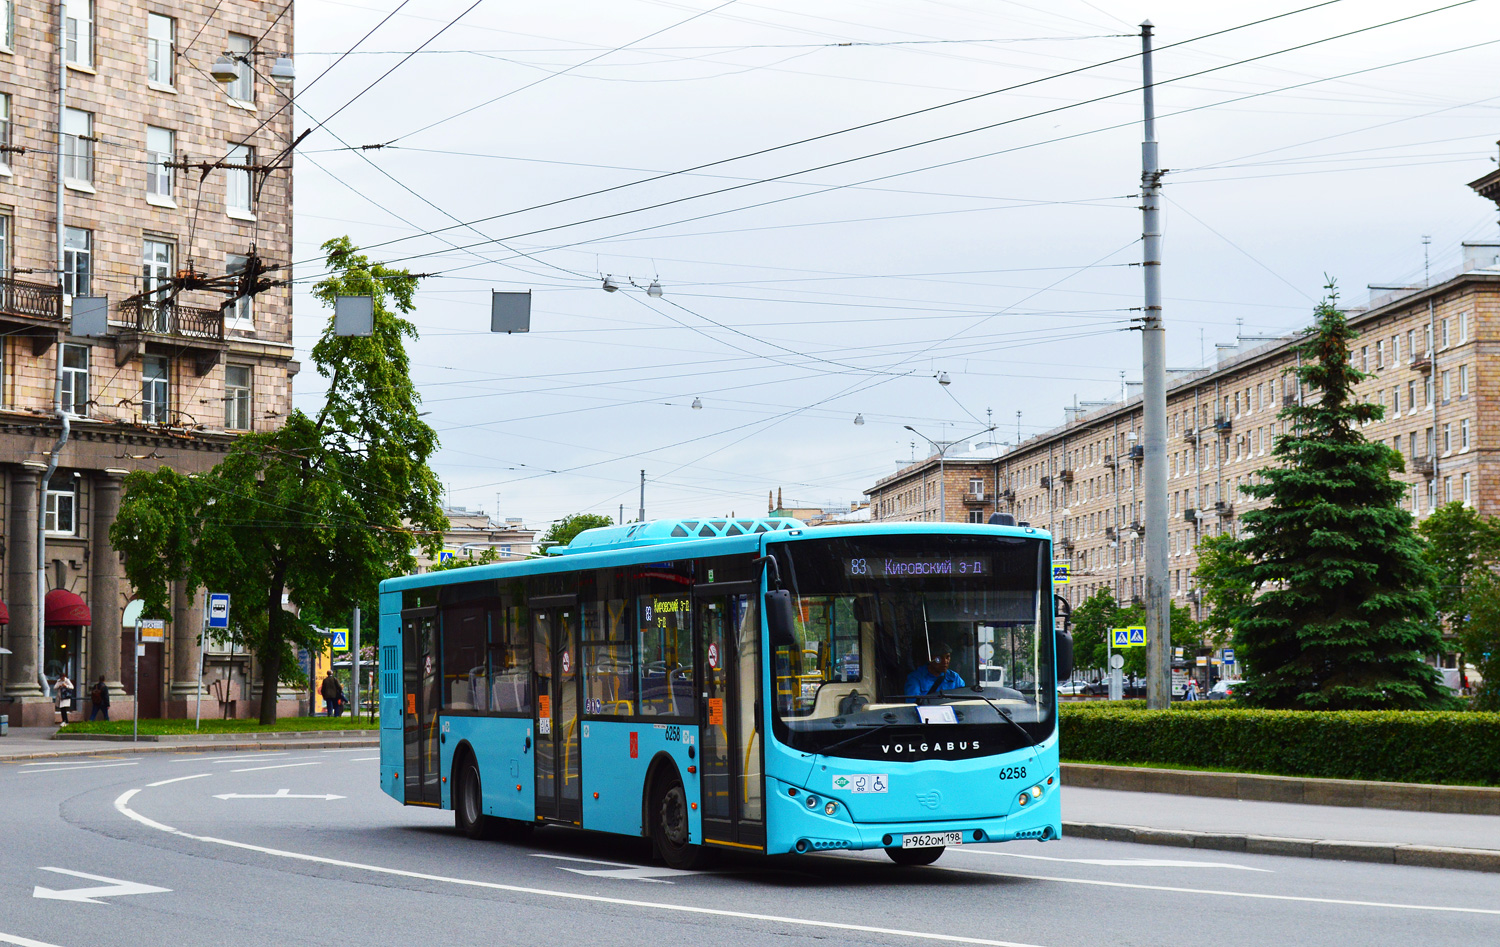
[904,423,995,523]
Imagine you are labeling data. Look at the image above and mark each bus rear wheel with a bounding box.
[885,845,945,866]
[652,775,706,870]
[455,757,498,840]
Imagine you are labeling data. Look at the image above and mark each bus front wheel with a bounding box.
[652,775,706,870]
[885,845,945,866]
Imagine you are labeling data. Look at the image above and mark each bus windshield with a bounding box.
[769,534,1054,761]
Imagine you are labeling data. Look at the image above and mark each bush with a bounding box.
[1059,703,1500,786]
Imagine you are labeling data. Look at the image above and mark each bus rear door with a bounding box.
[531,596,582,823]
[402,608,441,806]
[695,587,765,849]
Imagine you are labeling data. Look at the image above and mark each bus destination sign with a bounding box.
[844,556,991,578]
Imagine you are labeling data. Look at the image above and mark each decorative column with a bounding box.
[89,469,126,701]
[168,579,205,718]
[5,462,49,724]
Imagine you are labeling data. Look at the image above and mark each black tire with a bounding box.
[651,774,707,870]
[455,757,498,840]
[885,845,945,866]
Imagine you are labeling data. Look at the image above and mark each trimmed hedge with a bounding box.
[1059,703,1500,786]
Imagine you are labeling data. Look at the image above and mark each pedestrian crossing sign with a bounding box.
[1112,626,1146,648]
[1052,562,1070,584]
[331,629,349,652]
[1127,625,1146,646]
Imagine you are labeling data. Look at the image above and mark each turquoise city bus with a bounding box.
[378,517,1071,868]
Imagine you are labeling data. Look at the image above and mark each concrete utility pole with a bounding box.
[1139,21,1171,710]
[638,470,646,522]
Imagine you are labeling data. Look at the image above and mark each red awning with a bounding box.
[0,600,8,624]
[45,589,91,625]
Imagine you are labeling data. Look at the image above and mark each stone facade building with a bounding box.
[868,163,1500,669]
[412,507,538,573]
[0,1,296,724]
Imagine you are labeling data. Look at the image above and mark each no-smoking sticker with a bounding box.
[561,650,571,674]
[707,643,720,669]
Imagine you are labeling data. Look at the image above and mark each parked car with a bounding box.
[1208,679,1237,700]
[1056,680,1091,696]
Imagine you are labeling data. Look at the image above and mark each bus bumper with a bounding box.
[766,774,1062,854]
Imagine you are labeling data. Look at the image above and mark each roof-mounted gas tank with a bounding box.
[550,517,806,555]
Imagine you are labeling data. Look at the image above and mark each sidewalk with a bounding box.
[1064,784,1500,873]
[0,725,377,761]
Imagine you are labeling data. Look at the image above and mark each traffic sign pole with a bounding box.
[196,614,205,731]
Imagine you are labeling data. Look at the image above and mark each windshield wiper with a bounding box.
[924,687,1038,749]
[821,721,899,755]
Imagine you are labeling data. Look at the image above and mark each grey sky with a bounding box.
[289,0,1500,529]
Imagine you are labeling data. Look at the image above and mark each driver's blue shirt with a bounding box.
[905,666,966,696]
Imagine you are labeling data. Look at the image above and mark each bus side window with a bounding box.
[488,603,532,713]
[584,597,635,715]
[638,593,695,717]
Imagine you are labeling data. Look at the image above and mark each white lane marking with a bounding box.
[321,748,378,754]
[828,854,1500,915]
[230,762,322,773]
[33,867,171,904]
[347,757,380,762]
[955,849,1272,872]
[0,932,69,947]
[20,760,123,767]
[172,754,289,763]
[113,789,1045,947]
[530,853,695,883]
[20,763,138,775]
[214,789,345,800]
[148,773,213,788]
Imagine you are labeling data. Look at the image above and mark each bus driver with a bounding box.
[905,642,965,697]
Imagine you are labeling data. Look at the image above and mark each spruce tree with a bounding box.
[1230,287,1447,709]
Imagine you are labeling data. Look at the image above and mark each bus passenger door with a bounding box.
[533,602,582,823]
[696,590,765,849]
[402,609,441,806]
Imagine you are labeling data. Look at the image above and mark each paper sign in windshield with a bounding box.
[917,705,958,725]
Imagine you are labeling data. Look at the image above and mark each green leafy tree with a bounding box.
[112,237,446,723]
[1226,287,1447,710]
[1457,571,1500,709]
[1068,588,1197,679]
[429,546,505,572]
[1192,532,1254,650]
[539,513,615,551]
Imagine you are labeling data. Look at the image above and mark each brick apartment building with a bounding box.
[869,162,1500,667]
[0,1,296,724]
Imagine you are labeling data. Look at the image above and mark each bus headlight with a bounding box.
[805,794,820,809]
[1029,785,1043,799]
[824,801,838,816]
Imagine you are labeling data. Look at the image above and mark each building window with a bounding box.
[1461,418,1471,450]
[1463,472,1472,505]
[45,482,77,534]
[226,33,254,104]
[1392,386,1401,414]
[1375,339,1384,368]
[226,144,254,216]
[1442,370,1451,403]
[142,238,174,329]
[0,93,11,173]
[225,364,252,430]
[1393,334,1401,363]
[1360,346,1368,372]
[146,126,174,199]
[967,510,984,523]
[142,355,169,423]
[1442,423,1451,453]
[61,343,88,416]
[0,214,9,277]
[968,477,983,497]
[1460,312,1469,343]
[63,227,91,297]
[1459,364,1469,397]
[147,14,174,86]
[1442,319,1451,349]
[1444,476,1453,503]
[65,0,92,67]
[62,108,93,185]
[3,0,13,50]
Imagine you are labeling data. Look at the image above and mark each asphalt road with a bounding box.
[3,748,1498,947]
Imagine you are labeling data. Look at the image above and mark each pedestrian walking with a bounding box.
[89,676,111,721]
[55,673,76,724]
[1183,678,1200,701]
[320,670,344,717]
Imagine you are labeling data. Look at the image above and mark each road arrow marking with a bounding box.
[531,853,699,884]
[213,788,345,800]
[32,868,170,904]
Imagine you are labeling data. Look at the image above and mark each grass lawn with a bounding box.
[58,716,378,736]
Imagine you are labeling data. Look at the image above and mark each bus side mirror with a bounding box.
[1055,629,1074,683]
[765,589,797,649]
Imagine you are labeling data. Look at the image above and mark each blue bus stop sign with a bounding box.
[207,593,231,629]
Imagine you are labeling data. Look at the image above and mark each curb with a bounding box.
[52,729,378,743]
[0,735,377,762]
[1061,762,1500,816]
[1063,821,1500,874]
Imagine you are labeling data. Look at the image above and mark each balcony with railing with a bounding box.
[0,275,65,324]
[117,297,226,374]
[962,490,988,506]
[1411,455,1435,478]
